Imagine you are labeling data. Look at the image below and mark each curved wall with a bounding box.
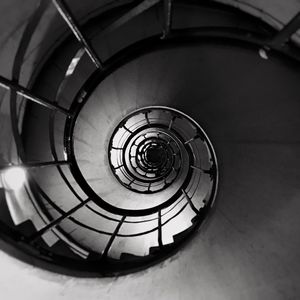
[0,1,300,299]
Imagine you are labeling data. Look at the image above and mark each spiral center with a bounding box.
[108,106,217,195]
[145,147,165,164]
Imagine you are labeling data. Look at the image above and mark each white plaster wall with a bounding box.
[0,1,300,300]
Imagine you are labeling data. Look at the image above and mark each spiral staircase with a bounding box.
[0,0,300,298]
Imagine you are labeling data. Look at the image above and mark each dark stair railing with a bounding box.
[0,0,299,276]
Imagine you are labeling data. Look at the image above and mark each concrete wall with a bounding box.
[0,1,300,299]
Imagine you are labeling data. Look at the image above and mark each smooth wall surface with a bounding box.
[0,1,300,299]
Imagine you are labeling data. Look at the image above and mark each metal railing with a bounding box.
[0,0,299,276]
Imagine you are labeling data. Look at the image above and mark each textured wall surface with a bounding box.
[0,1,300,300]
